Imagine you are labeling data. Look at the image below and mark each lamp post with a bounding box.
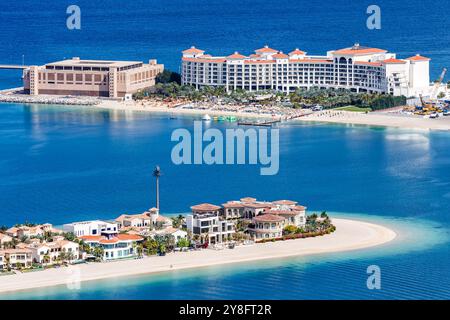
[153,166,161,210]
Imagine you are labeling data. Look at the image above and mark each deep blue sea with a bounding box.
[0,0,449,299]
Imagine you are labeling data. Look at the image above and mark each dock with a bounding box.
[237,118,281,127]
[0,65,29,70]
[237,111,312,127]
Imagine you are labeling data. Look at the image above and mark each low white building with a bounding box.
[79,234,143,261]
[151,227,188,242]
[63,220,119,237]
[28,240,80,265]
[0,249,33,269]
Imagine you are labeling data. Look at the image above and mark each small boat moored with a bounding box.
[202,114,211,121]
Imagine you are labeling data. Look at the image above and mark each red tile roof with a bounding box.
[289,59,333,64]
[273,200,297,205]
[382,58,407,64]
[289,48,306,55]
[334,46,387,56]
[79,235,103,241]
[244,203,273,209]
[182,57,227,63]
[264,209,299,216]
[182,46,205,54]
[227,52,247,59]
[406,54,430,62]
[255,46,278,53]
[253,214,285,222]
[191,203,221,211]
[272,52,289,59]
[240,197,257,203]
[222,202,245,208]
[80,234,142,244]
[116,234,143,241]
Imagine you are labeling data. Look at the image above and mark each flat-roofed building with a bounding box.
[23,57,163,98]
[63,220,119,237]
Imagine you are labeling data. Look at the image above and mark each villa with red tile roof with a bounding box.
[79,233,143,261]
[181,43,433,97]
[186,197,308,243]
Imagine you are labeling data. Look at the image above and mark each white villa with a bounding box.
[150,227,188,242]
[0,249,33,269]
[79,234,143,261]
[63,220,119,237]
[181,43,433,97]
[28,240,80,265]
[186,197,308,244]
[115,207,172,230]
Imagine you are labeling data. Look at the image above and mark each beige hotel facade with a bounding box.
[181,43,432,97]
[23,57,164,98]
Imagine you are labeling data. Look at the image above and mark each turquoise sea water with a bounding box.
[0,104,449,299]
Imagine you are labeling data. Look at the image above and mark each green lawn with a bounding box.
[334,106,372,112]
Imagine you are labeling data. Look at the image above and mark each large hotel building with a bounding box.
[181,43,431,97]
[23,57,164,98]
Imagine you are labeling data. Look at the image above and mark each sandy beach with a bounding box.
[300,110,450,131]
[95,99,450,131]
[0,218,396,294]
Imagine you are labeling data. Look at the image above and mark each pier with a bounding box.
[237,111,312,127]
[237,119,281,127]
[0,65,29,69]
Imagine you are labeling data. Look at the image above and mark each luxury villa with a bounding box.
[181,43,432,97]
[186,197,307,243]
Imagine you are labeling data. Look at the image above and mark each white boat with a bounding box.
[202,114,211,121]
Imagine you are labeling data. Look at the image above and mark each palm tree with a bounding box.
[43,254,51,265]
[171,215,185,228]
[66,251,74,264]
[59,251,67,264]
[5,256,11,271]
[153,166,161,210]
[93,247,104,261]
[137,244,143,258]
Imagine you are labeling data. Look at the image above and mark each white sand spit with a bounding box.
[0,218,396,294]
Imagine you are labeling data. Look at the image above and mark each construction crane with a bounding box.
[431,67,447,100]
[416,94,437,115]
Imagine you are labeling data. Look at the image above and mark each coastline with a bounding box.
[1,95,450,130]
[95,100,450,131]
[0,218,396,294]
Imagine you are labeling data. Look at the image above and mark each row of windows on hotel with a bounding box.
[44,63,143,72]
[182,64,384,77]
